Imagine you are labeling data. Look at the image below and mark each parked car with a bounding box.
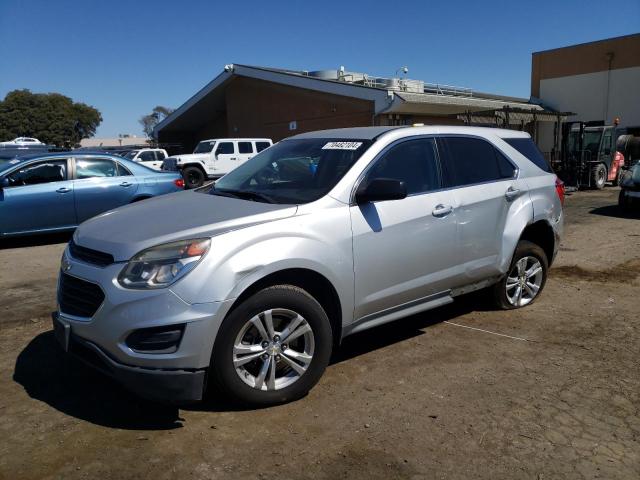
[618,161,640,210]
[0,137,44,146]
[163,138,273,188]
[0,152,184,237]
[122,148,168,170]
[53,126,563,406]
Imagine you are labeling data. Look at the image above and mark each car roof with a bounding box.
[199,138,272,142]
[290,125,531,140]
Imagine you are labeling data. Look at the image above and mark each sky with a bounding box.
[1,0,638,138]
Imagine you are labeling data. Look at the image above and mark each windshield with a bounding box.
[569,129,602,159]
[123,150,139,159]
[194,141,215,154]
[212,138,372,204]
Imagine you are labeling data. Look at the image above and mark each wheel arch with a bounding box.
[181,162,207,174]
[223,268,343,348]
[519,220,556,266]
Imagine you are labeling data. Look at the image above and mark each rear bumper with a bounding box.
[52,312,206,404]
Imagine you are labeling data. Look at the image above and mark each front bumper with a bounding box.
[53,312,206,403]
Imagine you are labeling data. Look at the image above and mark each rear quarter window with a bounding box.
[503,137,552,173]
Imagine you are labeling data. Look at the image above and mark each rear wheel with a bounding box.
[493,240,548,310]
[591,163,607,190]
[210,285,333,406]
[182,166,205,189]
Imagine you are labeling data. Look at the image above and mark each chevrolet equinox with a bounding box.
[53,126,564,405]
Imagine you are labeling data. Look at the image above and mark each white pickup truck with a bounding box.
[163,138,272,188]
[122,148,168,171]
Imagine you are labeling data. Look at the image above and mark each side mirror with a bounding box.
[0,177,9,189]
[356,178,407,203]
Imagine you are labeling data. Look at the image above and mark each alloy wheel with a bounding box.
[232,308,315,391]
[505,256,543,307]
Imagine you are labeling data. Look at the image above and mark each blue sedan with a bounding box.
[0,152,184,237]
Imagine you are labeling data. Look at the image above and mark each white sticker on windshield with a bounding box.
[322,141,363,151]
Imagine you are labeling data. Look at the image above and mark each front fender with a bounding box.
[169,207,354,324]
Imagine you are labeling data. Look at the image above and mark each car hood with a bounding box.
[74,190,298,261]
[173,153,209,162]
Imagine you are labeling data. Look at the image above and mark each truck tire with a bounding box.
[183,166,205,189]
[591,163,607,190]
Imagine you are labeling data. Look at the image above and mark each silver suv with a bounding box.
[53,126,564,406]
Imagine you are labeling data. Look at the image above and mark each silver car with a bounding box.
[53,126,564,405]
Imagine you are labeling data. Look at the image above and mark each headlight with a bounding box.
[118,238,211,289]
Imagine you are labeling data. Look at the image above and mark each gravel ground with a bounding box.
[0,188,638,480]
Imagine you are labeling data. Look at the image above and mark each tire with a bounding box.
[492,240,549,310]
[591,163,607,190]
[182,166,205,189]
[613,167,623,187]
[210,285,333,406]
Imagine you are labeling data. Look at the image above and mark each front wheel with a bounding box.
[210,285,333,406]
[182,166,205,189]
[492,240,548,310]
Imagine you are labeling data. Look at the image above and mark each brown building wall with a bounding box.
[531,33,640,97]
[225,77,374,141]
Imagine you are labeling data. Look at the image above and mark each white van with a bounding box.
[165,138,272,188]
[122,148,169,171]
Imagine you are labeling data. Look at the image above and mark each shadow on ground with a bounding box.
[0,232,72,250]
[590,204,640,219]
[13,331,183,430]
[14,292,492,426]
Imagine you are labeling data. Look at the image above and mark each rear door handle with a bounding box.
[505,187,521,201]
[432,204,453,217]
[56,187,71,194]
[120,181,133,187]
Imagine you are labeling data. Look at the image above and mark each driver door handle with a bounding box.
[120,181,133,187]
[56,187,71,194]
[432,204,453,217]
[504,187,521,201]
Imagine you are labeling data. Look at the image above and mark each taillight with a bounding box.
[174,178,185,189]
[555,177,565,206]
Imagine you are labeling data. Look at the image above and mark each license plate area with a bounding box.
[52,313,70,352]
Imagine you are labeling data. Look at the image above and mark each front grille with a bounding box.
[69,240,114,267]
[58,273,105,318]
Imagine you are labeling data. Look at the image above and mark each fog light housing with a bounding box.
[126,325,186,354]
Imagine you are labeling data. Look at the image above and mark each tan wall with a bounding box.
[531,33,640,97]
[225,77,374,141]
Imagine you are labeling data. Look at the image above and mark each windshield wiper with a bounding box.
[212,188,275,203]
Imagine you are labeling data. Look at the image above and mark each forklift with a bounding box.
[557,119,640,190]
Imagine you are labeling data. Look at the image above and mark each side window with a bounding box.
[256,142,271,152]
[155,151,167,160]
[238,142,253,154]
[440,137,513,187]
[364,138,440,195]
[138,151,155,161]
[6,160,68,187]
[116,162,132,176]
[503,137,551,173]
[75,158,119,179]
[215,142,235,155]
[602,132,612,153]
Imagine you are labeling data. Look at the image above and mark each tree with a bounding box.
[0,89,102,147]
[139,106,174,138]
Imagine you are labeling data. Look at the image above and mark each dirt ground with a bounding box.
[0,188,638,480]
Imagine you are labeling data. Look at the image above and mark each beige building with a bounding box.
[80,135,149,148]
[532,33,640,151]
